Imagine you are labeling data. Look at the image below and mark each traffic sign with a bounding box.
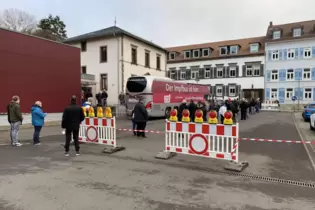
[292,96,297,101]
[86,126,98,142]
[189,134,208,155]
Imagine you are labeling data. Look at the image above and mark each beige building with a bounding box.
[64,26,167,105]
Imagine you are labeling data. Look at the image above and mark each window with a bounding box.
[193,50,200,58]
[220,47,227,55]
[205,67,211,78]
[271,89,278,99]
[81,41,87,52]
[304,88,312,100]
[184,51,191,59]
[169,52,175,60]
[303,68,311,80]
[246,65,252,76]
[286,69,294,80]
[81,66,87,74]
[229,86,236,96]
[170,71,176,79]
[286,88,293,99]
[304,48,312,59]
[250,43,259,53]
[230,46,238,54]
[100,74,108,91]
[273,31,281,39]
[100,46,107,63]
[272,50,279,61]
[145,51,150,67]
[217,67,223,77]
[216,86,223,96]
[229,66,236,77]
[293,28,301,37]
[191,70,199,79]
[202,49,210,57]
[131,47,137,64]
[156,55,161,70]
[271,70,278,81]
[287,49,295,60]
[253,65,260,76]
[180,71,186,80]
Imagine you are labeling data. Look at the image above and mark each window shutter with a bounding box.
[224,85,228,97]
[175,70,179,80]
[236,85,241,98]
[265,88,270,100]
[279,49,283,60]
[266,70,271,81]
[199,68,204,79]
[299,48,304,59]
[300,88,304,100]
[268,51,272,61]
[211,85,215,96]
[215,86,218,97]
[313,88,315,101]
[186,69,191,80]
[312,47,315,58]
[226,66,230,78]
[294,88,299,99]
[294,69,301,81]
[312,68,315,80]
[242,65,246,77]
[278,88,285,103]
[283,49,287,60]
[167,71,170,78]
[295,48,299,59]
[213,67,217,78]
[260,64,264,76]
[236,66,239,77]
[279,69,286,81]
[298,68,302,80]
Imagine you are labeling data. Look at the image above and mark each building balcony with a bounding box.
[81,73,95,81]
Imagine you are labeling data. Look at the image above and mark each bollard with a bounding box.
[97,106,104,118]
[223,111,233,125]
[181,109,190,122]
[88,107,95,117]
[105,106,113,118]
[169,109,178,122]
[194,109,203,123]
[208,110,218,124]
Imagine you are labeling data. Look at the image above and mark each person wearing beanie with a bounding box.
[61,95,85,156]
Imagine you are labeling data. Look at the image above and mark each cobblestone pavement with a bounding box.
[0,112,315,210]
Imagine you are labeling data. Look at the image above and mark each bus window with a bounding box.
[126,77,147,92]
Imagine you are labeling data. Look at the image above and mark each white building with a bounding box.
[166,37,265,100]
[64,26,167,105]
[265,20,315,109]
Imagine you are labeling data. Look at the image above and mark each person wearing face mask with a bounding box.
[31,101,47,145]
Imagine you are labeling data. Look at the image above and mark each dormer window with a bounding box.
[193,50,200,58]
[169,52,175,60]
[293,28,302,37]
[273,31,281,39]
[250,43,259,53]
[230,45,238,54]
[184,51,191,59]
[202,48,210,57]
[220,47,228,55]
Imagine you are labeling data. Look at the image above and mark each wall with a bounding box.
[265,38,315,104]
[0,29,81,113]
[167,55,265,89]
[73,37,120,105]
[122,36,166,89]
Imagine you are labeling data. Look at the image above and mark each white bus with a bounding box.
[125,76,210,118]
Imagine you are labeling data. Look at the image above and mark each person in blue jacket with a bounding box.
[31,101,47,145]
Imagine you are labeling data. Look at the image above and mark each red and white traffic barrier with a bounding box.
[156,121,240,163]
[79,117,125,153]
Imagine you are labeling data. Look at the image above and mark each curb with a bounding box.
[0,121,61,132]
[292,113,315,175]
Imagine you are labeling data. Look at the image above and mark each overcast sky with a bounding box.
[1,0,315,47]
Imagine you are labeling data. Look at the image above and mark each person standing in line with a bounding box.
[188,100,197,122]
[240,99,247,120]
[133,98,148,138]
[7,96,23,146]
[178,99,188,122]
[131,108,137,136]
[62,95,85,156]
[101,89,108,107]
[31,101,47,145]
[219,102,227,124]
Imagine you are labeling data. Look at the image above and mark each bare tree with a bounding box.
[0,9,37,33]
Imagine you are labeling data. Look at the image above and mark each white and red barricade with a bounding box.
[161,120,239,163]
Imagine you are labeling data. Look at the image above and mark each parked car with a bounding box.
[310,113,315,130]
[302,102,315,122]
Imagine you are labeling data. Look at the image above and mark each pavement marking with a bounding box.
[0,143,31,146]
[292,113,315,175]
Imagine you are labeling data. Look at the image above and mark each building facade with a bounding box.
[65,26,167,105]
[166,37,265,100]
[265,20,315,109]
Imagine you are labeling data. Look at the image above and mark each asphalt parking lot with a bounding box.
[0,112,315,210]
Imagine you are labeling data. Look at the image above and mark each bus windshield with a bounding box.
[126,77,147,92]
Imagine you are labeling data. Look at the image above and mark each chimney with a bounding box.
[269,21,273,27]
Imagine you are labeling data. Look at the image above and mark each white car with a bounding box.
[310,113,315,130]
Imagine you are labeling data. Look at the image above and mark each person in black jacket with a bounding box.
[62,95,85,156]
[178,99,188,121]
[240,99,247,120]
[188,100,197,122]
[133,98,148,138]
[196,101,207,122]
